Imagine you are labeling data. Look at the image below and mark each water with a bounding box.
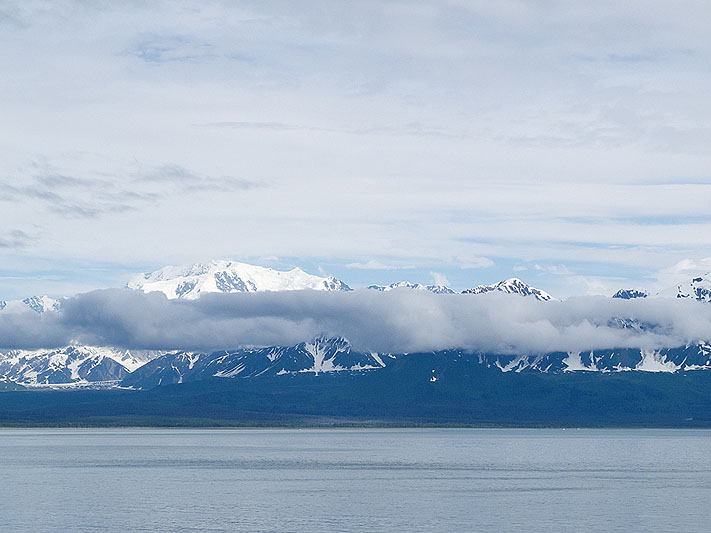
[1,428,710,532]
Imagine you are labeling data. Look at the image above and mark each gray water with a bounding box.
[1,429,710,532]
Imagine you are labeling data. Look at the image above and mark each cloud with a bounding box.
[0,4,26,30]
[534,264,573,276]
[124,34,217,64]
[346,260,414,270]
[0,158,264,220]
[1,289,710,355]
[202,121,319,132]
[430,272,450,286]
[201,121,463,139]
[3,1,711,296]
[457,256,495,269]
[661,258,711,276]
[563,275,628,297]
[651,258,711,293]
[2,165,152,219]
[0,229,34,249]
[136,164,262,192]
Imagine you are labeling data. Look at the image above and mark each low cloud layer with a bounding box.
[1,289,710,354]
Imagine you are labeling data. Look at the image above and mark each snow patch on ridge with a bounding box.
[562,352,598,372]
[635,350,680,372]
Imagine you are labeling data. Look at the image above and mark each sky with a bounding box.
[2,1,711,300]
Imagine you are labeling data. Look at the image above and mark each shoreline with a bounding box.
[2,422,711,430]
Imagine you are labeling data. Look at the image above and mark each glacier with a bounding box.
[126,260,351,299]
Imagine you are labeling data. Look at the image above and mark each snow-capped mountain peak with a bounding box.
[670,274,711,303]
[461,278,555,301]
[655,273,711,303]
[0,345,156,387]
[127,260,352,299]
[367,281,455,294]
[612,289,648,299]
[0,295,60,314]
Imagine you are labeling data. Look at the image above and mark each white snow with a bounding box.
[215,363,246,378]
[562,351,598,372]
[656,273,711,302]
[0,295,61,314]
[496,355,528,372]
[302,338,349,374]
[635,349,680,372]
[369,352,386,368]
[367,281,455,294]
[0,345,161,387]
[127,259,350,299]
[463,278,556,301]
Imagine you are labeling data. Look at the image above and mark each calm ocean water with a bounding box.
[1,428,710,532]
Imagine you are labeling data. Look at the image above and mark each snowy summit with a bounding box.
[0,295,61,314]
[461,278,555,301]
[367,281,455,294]
[127,260,352,299]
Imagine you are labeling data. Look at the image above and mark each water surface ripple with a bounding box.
[1,428,709,532]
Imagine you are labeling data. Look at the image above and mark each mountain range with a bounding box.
[126,260,352,299]
[119,338,711,390]
[4,335,711,390]
[2,260,711,392]
[0,295,61,314]
[0,346,154,388]
[6,260,706,310]
[127,261,558,300]
[5,338,711,427]
[367,281,456,294]
[462,277,556,301]
[124,259,711,302]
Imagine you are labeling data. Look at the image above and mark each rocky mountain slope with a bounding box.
[119,338,711,390]
[0,346,156,388]
[4,336,711,390]
[612,289,648,299]
[121,336,388,389]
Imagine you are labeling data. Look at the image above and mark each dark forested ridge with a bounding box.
[3,352,711,427]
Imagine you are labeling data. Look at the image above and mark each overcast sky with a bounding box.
[2,1,711,300]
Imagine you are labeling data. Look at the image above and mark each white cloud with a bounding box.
[663,258,711,276]
[346,260,414,270]
[430,272,450,286]
[651,258,711,293]
[456,256,494,269]
[1,289,710,355]
[564,275,628,297]
[535,264,573,276]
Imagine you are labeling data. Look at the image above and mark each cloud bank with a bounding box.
[1,289,710,354]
